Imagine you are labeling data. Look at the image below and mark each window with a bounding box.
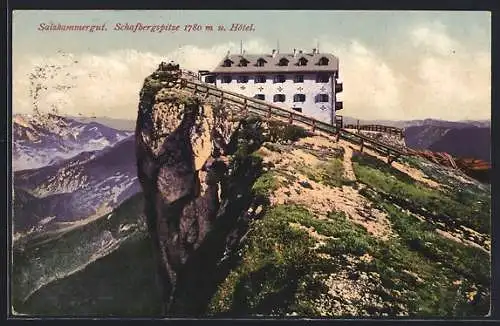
[237,76,249,83]
[273,94,286,102]
[298,57,308,66]
[254,94,265,100]
[205,75,216,83]
[316,74,329,83]
[278,58,289,66]
[239,58,250,67]
[318,57,329,66]
[255,75,267,83]
[274,75,286,83]
[256,58,267,67]
[294,75,304,83]
[223,59,233,67]
[293,107,302,113]
[221,76,232,83]
[316,94,329,103]
[293,94,306,102]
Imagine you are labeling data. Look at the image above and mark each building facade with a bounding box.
[201,49,343,125]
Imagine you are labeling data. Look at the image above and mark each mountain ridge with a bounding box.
[13,135,140,234]
[13,113,132,171]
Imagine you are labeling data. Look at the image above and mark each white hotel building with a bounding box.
[200,48,343,125]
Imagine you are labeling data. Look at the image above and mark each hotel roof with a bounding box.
[211,50,339,74]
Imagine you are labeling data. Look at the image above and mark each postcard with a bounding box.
[10,10,491,318]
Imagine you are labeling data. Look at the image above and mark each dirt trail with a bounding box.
[341,145,357,182]
[262,140,394,241]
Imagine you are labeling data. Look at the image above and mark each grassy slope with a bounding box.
[352,153,490,316]
[12,193,163,316]
[208,148,491,317]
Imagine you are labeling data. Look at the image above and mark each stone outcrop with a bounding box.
[135,62,254,315]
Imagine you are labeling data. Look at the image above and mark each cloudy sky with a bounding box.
[12,10,491,121]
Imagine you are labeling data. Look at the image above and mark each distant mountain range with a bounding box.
[72,115,491,132]
[342,117,491,129]
[12,114,139,235]
[344,116,491,162]
[69,115,136,131]
[13,114,132,171]
[67,115,491,162]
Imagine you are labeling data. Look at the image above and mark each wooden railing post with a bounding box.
[242,99,248,115]
[360,139,364,152]
[288,112,293,125]
[267,107,272,119]
[388,154,395,165]
[312,120,316,132]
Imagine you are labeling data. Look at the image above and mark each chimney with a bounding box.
[272,49,277,58]
[226,50,230,57]
[313,48,317,54]
[293,48,297,57]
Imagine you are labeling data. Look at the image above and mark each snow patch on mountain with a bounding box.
[13,113,132,171]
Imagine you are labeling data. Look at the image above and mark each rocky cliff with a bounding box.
[135,62,260,315]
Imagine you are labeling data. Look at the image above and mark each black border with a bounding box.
[3,0,499,324]
[4,0,500,10]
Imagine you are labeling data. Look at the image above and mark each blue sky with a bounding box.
[12,10,491,120]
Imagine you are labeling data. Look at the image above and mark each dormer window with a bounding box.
[298,57,308,66]
[239,58,250,67]
[318,57,329,66]
[223,59,233,67]
[256,58,267,67]
[278,58,289,66]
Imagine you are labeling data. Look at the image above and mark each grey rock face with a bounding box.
[135,62,240,315]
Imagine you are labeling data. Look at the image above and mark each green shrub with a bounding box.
[252,172,280,198]
[267,121,311,143]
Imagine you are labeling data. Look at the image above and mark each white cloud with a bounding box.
[408,24,490,120]
[12,40,272,119]
[410,22,459,56]
[12,27,490,121]
[319,23,490,121]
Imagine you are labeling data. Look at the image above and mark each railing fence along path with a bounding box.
[178,71,490,173]
[180,75,406,164]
